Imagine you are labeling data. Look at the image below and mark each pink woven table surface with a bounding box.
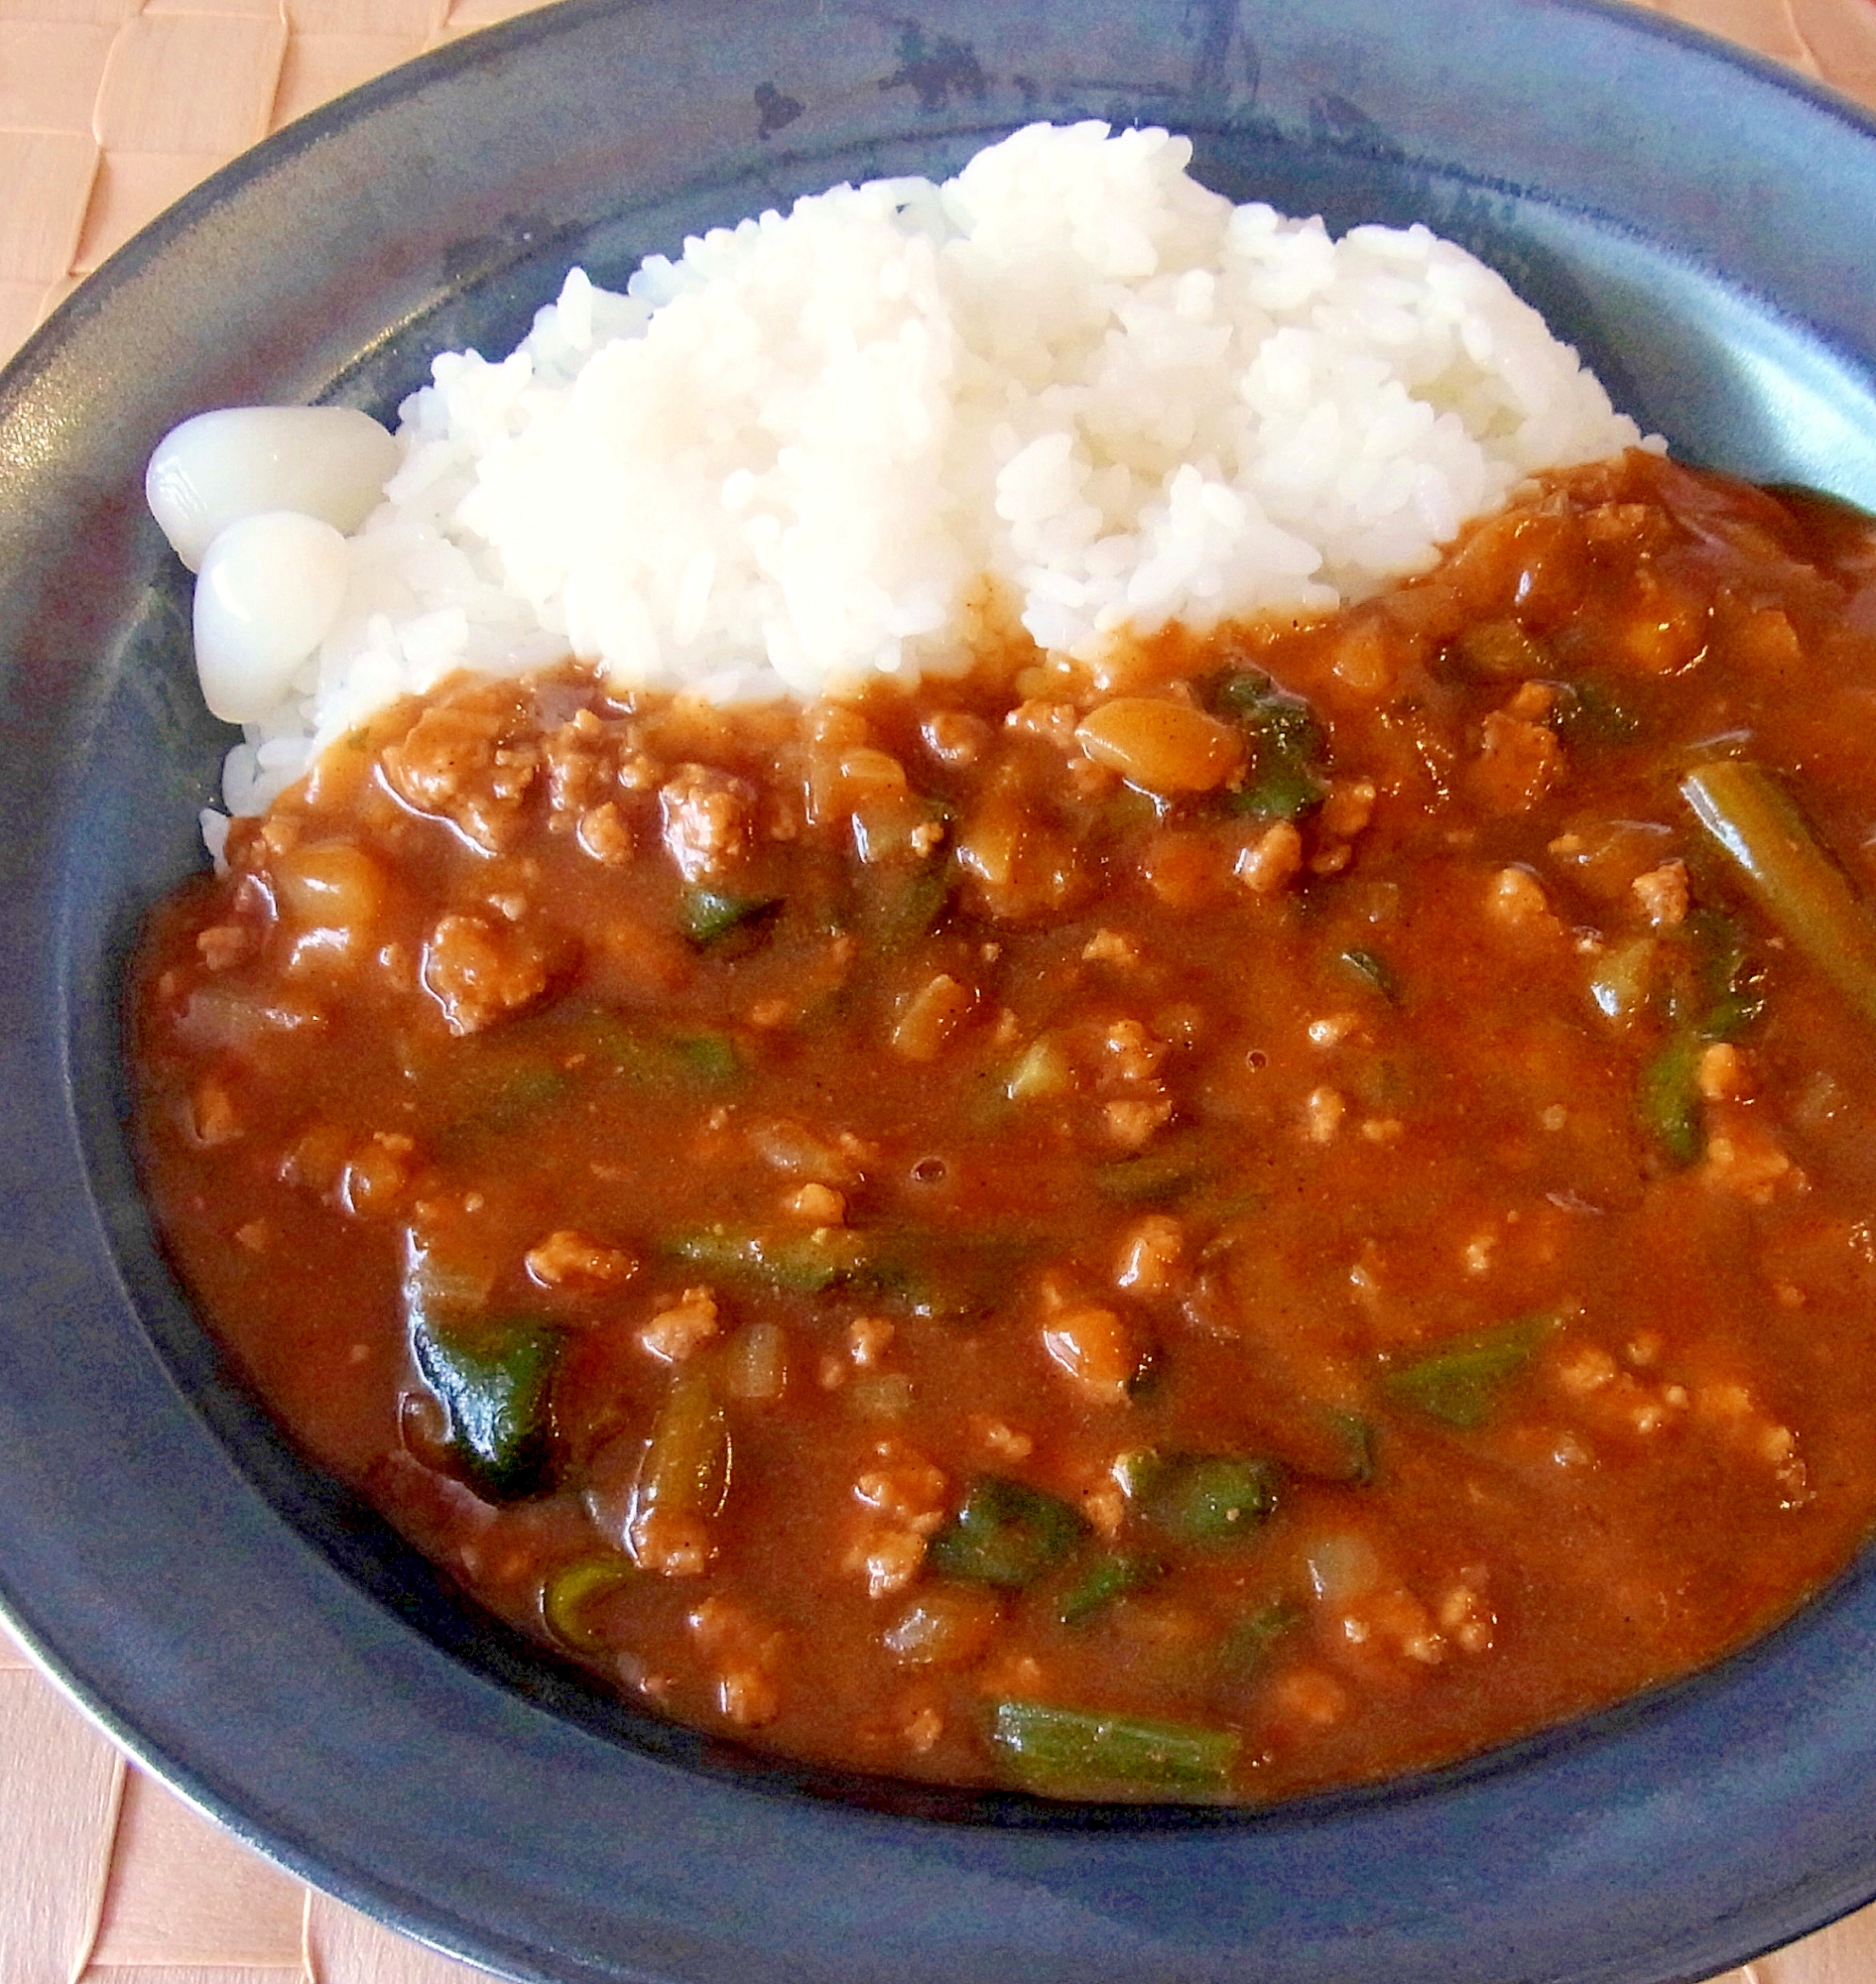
[6,0,1876,1977]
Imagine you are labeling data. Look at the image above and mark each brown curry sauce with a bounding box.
[132,449,1876,1800]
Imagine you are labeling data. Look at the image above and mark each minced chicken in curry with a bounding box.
[132,450,1876,1800]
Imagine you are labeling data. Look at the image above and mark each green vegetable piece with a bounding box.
[1220,1597,1306,1677]
[431,1008,741,1142]
[682,886,781,947]
[1684,760,1876,1029]
[672,1223,1043,1322]
[1554,679,1641,746]
[1338,947,1402,1003]
[666,1224,867,1296]
[1638,1034,1705,1166]
[928,1476,1087,1588]
[411,1315,562,1501]
[479,1062,569,1128]
[672,1031,741,1084]
[580,1012,743,1092]
[637,1363,730,1539]
[1455,618,1545,680]
[1210,670,1327,820]
[1058,1550,1166,1627]
[543,1555,635,1653]
[1595,912,1763,1046]
[1683,907,1766,1041]
[675,1222,1044,1321]
[1100,784,1162,836]
[1384,1317,1551,1430]
[1700,987,1765,1045]
[862,1232,1041,1323]
[868,859,953,950]
[427,1052,572,1154]
[1233,763,1326,822]
[1092,1142,1208,1205]
[1128,1452,1280,1542]
[991,1699,1240,1794]
[1325,1409,1377,1486]
[1211,672,1322,752]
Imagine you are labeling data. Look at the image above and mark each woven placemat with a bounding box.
[5,0,1876,1976]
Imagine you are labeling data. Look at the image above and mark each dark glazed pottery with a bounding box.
[5,2,1876,1979]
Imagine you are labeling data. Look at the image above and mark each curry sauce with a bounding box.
[132,449,1876,1800]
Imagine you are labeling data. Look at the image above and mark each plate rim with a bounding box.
[7,3,1876,1980]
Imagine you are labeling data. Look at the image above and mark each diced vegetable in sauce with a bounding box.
[666,1226,867,1297]
[1220,1598,1307,1677]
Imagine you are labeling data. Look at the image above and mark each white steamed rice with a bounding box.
[220,119,1647,819]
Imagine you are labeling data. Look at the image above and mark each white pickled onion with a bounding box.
[193,512,349,724]
[147,406,397,572]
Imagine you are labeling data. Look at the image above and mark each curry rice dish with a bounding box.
[130,129,1876,1803]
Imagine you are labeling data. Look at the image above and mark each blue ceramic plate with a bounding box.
[5,3,1876,1978]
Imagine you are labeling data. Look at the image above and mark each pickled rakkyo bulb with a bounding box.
[146,405,398,572]
[192,511,350,724]
[146,404,399,725]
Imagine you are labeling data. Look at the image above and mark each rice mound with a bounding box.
[223,119,1646,816]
